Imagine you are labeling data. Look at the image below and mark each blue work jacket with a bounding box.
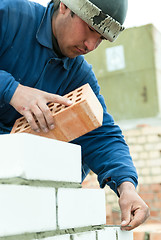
[0,0,138,194]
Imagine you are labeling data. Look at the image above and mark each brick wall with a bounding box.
[82,125,161,226]
[124,126,161,185]
[124,126,161,224]
[0,133,132,240]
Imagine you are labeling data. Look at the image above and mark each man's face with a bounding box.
[52,3,106,58]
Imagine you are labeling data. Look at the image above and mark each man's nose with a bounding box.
[84,38,101,52]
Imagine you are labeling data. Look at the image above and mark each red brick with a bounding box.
[82,171,99,189]
[153,201,161,209]
[150,184,161,192]
[112,211,120,225]
[106,204,113,224]
[157,193,161,198]
[11,84,103,142]
[139,184,150,193]
[150,232,161,240]
[139,192,154,201]
[133,232,145,240]
[150,211,158,217]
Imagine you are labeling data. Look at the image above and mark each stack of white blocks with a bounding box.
[0,133,133,240]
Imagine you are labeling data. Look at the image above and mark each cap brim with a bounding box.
[60,0,125,42]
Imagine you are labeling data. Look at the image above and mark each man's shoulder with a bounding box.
[75,55,93,75]
[74,55,92,69]
[1,0,41,6]
[2,0,31,7]
[1,0,44,15]
[1,0,45,25]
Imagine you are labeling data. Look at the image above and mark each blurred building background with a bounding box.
[85,23,161,121]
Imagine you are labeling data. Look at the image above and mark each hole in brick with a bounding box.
[48,102,54,106]
[56,104,62,108]
[19,118,25,122]
[24,124,30,129]
[15,128,21,133]
[48,103,54,108]
[77,88,83,93]
[75,98,81,102]
[17,123,23,128]
[49,105,55,112]
[76,93,82,97]
[67,93,73,98]
[55,108,62,113]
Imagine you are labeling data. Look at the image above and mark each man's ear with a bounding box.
[59,2,68,14]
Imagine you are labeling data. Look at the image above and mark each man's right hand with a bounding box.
[10,84,72,132]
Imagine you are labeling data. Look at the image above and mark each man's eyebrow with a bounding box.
[88,25,107,40]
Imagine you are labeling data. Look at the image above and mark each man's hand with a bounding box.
[10,84,72,132]
[117,181,150,231]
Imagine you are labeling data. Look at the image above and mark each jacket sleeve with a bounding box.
[0,71,19,103]
[0,0,19,104]
[69,59,138,195]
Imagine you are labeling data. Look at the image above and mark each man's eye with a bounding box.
[88,26,106,40]
[101,36,107,40]
[88,26,95,32]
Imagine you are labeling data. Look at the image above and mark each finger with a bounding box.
[126,206,149,231]
[24,111,40,132]
[121,216,141,231]
[38,101,55,130]
[30,104,49,133]
[121,204,150,231]
[119,200,131,228]
[47,93,73,106]
[121,215,134,231]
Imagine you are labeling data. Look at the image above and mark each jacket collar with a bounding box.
[36,1,74,70]
[36,1,54,50]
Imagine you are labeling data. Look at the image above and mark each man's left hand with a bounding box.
[117,181,150,231]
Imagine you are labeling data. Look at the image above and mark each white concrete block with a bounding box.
[0,133,81,182]
[58,188,106,229]
[97,227,116,239]
[117,228,133,240]
[97,227,133,240]
[0,185,56,237]
[37,235,70,240]
[72,231,96,240]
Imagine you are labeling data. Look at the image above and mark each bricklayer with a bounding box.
[11,84,103,142]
